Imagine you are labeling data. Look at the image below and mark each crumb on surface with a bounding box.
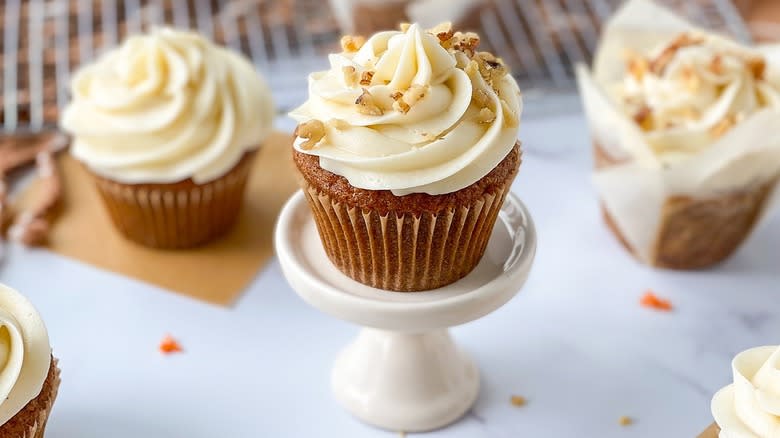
[640,290,673,312]
[159,335,183,354]
[510,395,527,407]
[619,416,633,426]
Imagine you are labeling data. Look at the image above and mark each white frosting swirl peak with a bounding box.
[0,284,50,426]
[712,346,780,438]
[290,23,522,196]
[62,28,275,184]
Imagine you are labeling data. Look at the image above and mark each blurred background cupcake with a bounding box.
[61,28,275,249]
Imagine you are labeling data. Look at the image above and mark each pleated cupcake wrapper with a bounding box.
[22,358,60,438]
[302,182,510,292]
[595,143,778,269]
[90,154,255,249]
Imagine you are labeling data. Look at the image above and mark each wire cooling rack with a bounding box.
[0,0,750,133]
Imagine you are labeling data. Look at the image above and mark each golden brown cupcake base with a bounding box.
[698,422,720,438]
[295,143,521,292]
[0,356,60,438]
[594,142,775,269]
[90,151,257,249]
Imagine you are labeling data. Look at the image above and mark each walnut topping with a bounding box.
[501,99,518,128]
[404,84,428,106]
[625,50,649,81]
[428,22,454,43]
[342,66,358,87]
[650,33,704,74]
[355,88,384,116]
[680,66,700,92]
[709,113,742,138]
[390,91,410,114]
[399,23,411,32]
[450,31,480,56]
[747,56,766,80]
[294,120,326,150]
[472,87,491,107]
[633,105,653,131]
[709,55,724,75]
[476,107,496,124]
[360,70,375,86]
[340,35,365,52]
[475,51,508,85]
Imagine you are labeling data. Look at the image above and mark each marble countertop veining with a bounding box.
[0,112,777,438]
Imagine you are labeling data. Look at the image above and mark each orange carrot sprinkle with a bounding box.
[159,335,183,354]
[640,290,673,311]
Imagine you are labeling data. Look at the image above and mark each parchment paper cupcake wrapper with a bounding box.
[22,358,60,438]
[576,0,780,268]
[301,182,510,292]
[90,153,256,249]
[596,143,778,269]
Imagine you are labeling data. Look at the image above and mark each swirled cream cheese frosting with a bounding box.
[0,284,50,426]
[61,28,274,184]
[614,33,780,165]
[290,23,522,196]
[712,346,780,437]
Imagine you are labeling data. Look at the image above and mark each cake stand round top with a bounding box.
[275,190,537,332]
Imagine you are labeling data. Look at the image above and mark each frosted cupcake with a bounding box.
[706,345,780,437]
[0,284,59,438]
[577,0,780,269]
[61,28,275,249]
[291,23,522,291]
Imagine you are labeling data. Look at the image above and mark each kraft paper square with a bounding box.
[18,131,297,306]
[698,423,719,438]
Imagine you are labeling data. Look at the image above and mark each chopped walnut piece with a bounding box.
[390,91,410,114]
[625,50,649,81]
[681,66,700,92]
[295,119,326,150]
[429,22,454,43]
[709,113,742,139]
[355,88,384,116]
[510,395,527,407]
[476,52,508,85]
[404,84,428,106]
[650,33,705,74]
[619,416,633,426]
[340,35,366,52]
[633,105,653,131]
[451,31,480,55]
[342,66,358,87]
[501,99,519,128]
[472,88,491,107]
[709,55,724,75]
[747,56,766,80]
[476,107,496,124]
[360,70,375,86]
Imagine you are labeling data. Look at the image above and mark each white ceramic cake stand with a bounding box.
[275,190,537,432]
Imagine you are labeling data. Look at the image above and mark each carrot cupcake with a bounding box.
[291,23,522,291]
[577,0,780,269]
[0,284,59,438]
[61,28,275,249]
[706,345,780,437]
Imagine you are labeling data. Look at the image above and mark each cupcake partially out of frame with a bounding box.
[704,345,780,438]
[577,0,780,270]
[291,22,523,292]
[0,284,59,438]
[61,28,274,249]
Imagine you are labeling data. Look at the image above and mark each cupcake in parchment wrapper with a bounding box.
[61,28,275,249]
[0,284,60,438]
[709,345,780,438]
[576,0,780,269]
[290,23,523,291]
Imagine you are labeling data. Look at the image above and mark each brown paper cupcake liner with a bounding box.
[0,356,61,438]
[301,181,510,292]
[90,151,256,249]
[697,423,720,438]
[595,142,776,269]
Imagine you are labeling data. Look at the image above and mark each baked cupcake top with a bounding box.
[61,28,274,184]
[712,345,780,437]
[0,284,50,426]
[290,22,522,196]
[614,32,780,163]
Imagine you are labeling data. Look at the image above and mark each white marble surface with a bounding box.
[0,112,778,437]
